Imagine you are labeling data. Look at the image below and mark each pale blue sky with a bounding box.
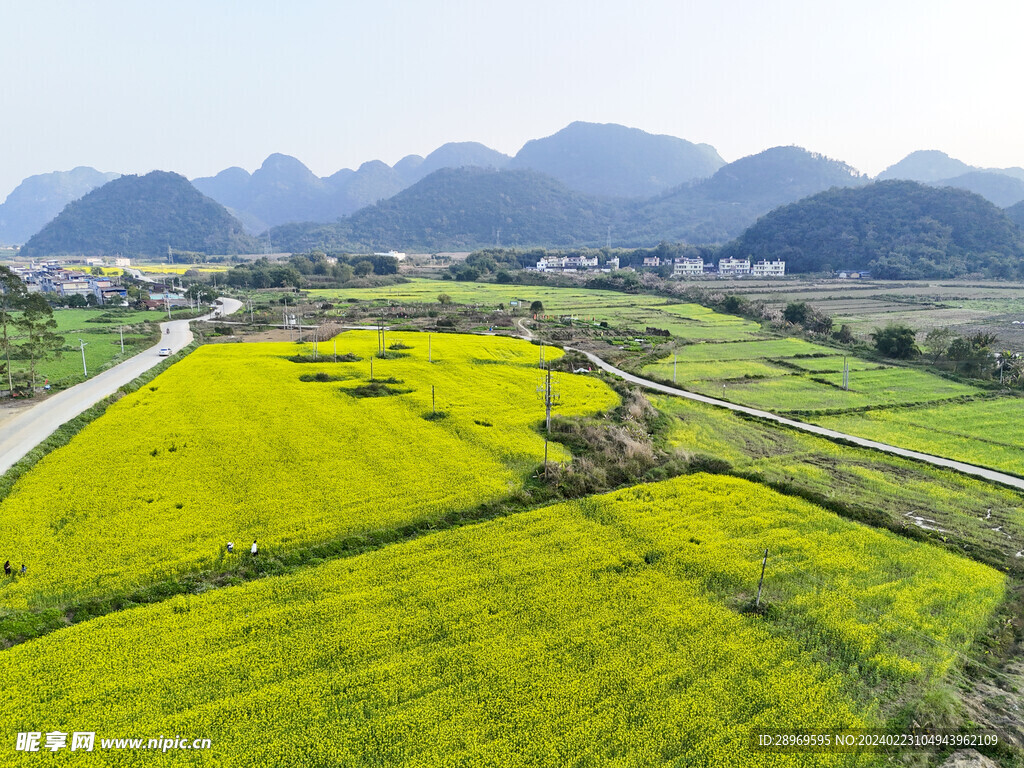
[1,0,1021,198]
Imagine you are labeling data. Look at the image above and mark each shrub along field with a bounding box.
[0,474,1002,767]
[0,332,617,622]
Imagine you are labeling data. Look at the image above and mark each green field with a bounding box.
[0,332,617,619]
[642,358,790,383]
[669,339,838,361]
[643,340,981,413]
[780,357,888,374]
[311,279,765,342]
[815,397,1024,476]
[8,308,159,388]
[682,367,979,413]
[0,474,1003,766]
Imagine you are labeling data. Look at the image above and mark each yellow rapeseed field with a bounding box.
[0,332,618,612]
[0,474,1002,766]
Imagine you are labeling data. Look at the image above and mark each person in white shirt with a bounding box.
[251,539,258,556]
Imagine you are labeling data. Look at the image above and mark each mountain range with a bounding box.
[4,122,1024,256]
[0,122,733,245]
[266,146,869,252]
[22,167,1024,281]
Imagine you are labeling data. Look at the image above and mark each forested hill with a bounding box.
[270,167,618,252]
[20,171,257,258]
[625,146,868,243]
[720,180,1024,279]
[1003,200,1024,230]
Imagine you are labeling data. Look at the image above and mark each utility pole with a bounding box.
[333,339,337,363]
[537,364,560,478]
[843,356,849,391]
[377,315,386,358]
[755,549,768,610]
[538,343,545,369]
[542,365,555,432]
[119,326,124,354]
[79,339,88,377]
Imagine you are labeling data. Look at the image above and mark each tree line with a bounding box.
[218,253,400,289]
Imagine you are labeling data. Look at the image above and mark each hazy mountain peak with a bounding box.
[416,142,511,179]
[0,166,120,245]
[357,159,393,173]
[254,154,322,184]
[393,154,425,184]
[877,150,974,182]
[511,121,725,198]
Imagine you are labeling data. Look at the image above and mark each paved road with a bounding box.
[568,347,1024,493]
[0,298,242,475]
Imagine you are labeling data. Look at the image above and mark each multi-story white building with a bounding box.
[718,257,751,276]
[642,256,661,267]
[535,255,599,271]
[672,257,705,277]
[562,255,599,269]
[751,259,786,277]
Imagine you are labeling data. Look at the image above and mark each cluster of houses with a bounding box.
[639,256,787,278]
[10,262,128,305]
[532,254,786,278]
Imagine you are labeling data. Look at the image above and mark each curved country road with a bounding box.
[567,346,1024,493]
[0,298,242,475]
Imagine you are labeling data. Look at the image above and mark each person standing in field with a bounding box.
[3,560,9,576]
[251,540,258,556]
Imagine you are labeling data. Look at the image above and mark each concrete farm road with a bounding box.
[0,298,242,475]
